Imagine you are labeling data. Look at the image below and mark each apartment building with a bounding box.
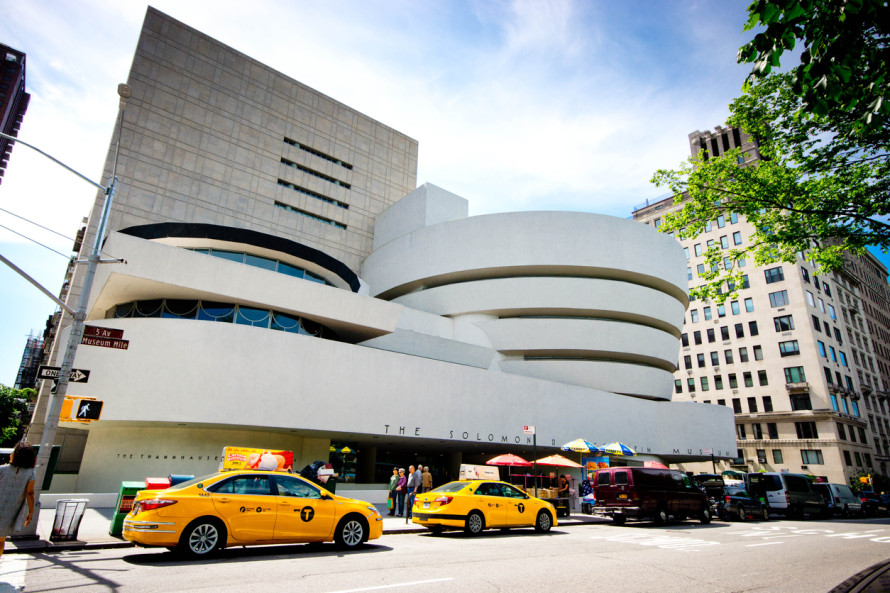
[633,126,889,484]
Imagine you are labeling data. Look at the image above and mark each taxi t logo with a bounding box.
[518,503,525,513]
[301,507,315,522]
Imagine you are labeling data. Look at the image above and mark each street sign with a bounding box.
[523,425,536,434]
[81,335,129,350]
[37,365,90,383]
[83,325,124,340]
[703,448,713,455]
[60,396,103,422]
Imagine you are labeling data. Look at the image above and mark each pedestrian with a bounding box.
[406,464,422,519]
[0,441,37,558]
[386,467,399,516]
[421,465,433,493]
[394,468,407,517]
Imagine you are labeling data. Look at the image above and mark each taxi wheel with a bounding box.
[334,515,367,549]
[179,518,225,558]
[465,511,485,535]
[534,510,552,533]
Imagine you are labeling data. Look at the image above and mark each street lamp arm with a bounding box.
[0,131,107,192]
[0,253,76,315]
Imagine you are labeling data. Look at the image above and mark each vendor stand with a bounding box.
[534,454,583,517]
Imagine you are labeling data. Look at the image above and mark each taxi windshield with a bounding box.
[431,482,471,494]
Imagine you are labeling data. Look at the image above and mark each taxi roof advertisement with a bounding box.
[219,446,293,472]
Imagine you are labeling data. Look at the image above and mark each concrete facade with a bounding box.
[29,8,735,493]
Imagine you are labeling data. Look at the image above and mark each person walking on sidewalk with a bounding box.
[394,468,407,517]
[0,441,36,558]
[386,467,399,516]
[405,465,420,520]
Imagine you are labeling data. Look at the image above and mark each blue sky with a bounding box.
[1,0,887,386]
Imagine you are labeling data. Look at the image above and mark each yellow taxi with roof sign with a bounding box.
[122,470,382,557]
[411,479,557,535]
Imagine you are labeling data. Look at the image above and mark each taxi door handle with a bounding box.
[217,497,231,504]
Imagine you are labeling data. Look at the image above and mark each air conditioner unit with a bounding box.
[757,457,767,463]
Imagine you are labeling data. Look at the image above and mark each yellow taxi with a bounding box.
[411,480,557,535]
[122,470,382,556]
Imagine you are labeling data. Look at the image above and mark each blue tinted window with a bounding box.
[236,307,271,327]
[197,302,235,323]
[210,250,245,263]
[244,254,277,271]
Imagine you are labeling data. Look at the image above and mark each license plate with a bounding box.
[618,494,628,499]
[423,502,431,509]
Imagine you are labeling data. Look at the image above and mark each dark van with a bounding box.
[592,467,712,525]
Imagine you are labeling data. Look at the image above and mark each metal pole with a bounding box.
[6,84,131,539]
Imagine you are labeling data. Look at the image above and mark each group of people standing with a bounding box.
[387,464,432,518]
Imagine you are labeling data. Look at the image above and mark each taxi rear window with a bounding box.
[431,482,471,494]
[167,473,218,491]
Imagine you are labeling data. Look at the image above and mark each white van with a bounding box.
[746,472,828,518]
[812,482,862,517]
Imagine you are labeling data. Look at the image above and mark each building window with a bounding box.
[744,372,754,388]
[763,396,773,412]
[801,450,824,465]
[852,401,861,417]
[802,268,810,283]
[710,351,720,366]
[698,353,706,367]
[724,349,734,364]
[817,341,827,357]
[717,214,726,228]
[737,424,747,439]
[774,315,794,332]
[684,247,690,260]
[684,355,692,369]
[768,423,779,439]
[682,333,689,347]
[739,347,749,362]
[824,282,832,297]
[837,423,847,440]
[733,231,742,245]
[753,425,763,440]
[697,263,706,276]
[773,449,784,463]
[721,326,730,340]
[744,298,754,312]
[830,394,839,411]
[701,377,710,391]
[715,375,724,390]
[795,422,819,439]
[730,212,739,224]
[675,379,682,394]
[758,370,769,386]
[806,291,815,306]
[274,199,348,229]
[747,396,757,411]
[733,398,743,413]
[753,345,763,360]
[843,450,852,466]
[764,267,785,284]
[812,315,822,332]
[855,452,863,466]
[707,329,716,343]
[687,378,696,391]
[784,366,806,383]
[859,427,867,443]
[828,304,837,320]
[749,321,759,336]
[779,340,800,357]
[721,235,729,249]
[704,306,712,320]
[769,290,790,307]
[717,304,726,318]
[729,374,739,389]
[691,310,699,323]
[789,392,813,410]
[694,331,703,345]
[694,243,703,257]
[829,346,837,362]
[731,301,741,315]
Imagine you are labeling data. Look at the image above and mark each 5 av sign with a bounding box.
[81,325,128,349]
[37,365,90,383]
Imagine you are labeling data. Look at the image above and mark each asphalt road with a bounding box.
[4,516,890,593]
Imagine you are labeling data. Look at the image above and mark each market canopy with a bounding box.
[560,438,600,453]
[486,453,532,467]
[535,454,583,468]
[600,442,636,456]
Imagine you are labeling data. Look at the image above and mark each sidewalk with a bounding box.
[5,503,602,554]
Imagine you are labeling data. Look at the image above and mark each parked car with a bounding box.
[123,470,382,557]
[717,487,769,521]
[411,480,557,535]
[857,491,890,517]
[592,467,711,525]
[746,472,828,519]
[693,473,726,514]
[812,483,862,517]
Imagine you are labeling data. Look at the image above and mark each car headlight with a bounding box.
[366,504,380,517]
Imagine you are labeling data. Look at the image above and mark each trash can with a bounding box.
[109,481,145,537]
[50,499,89,542]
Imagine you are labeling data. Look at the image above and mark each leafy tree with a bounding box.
[738,0,889,136]
[652,71,890,302]
[0,384,33,447]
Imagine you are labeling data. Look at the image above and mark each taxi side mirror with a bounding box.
[321,493,334,501]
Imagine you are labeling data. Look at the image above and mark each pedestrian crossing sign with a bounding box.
[60,396,103,422]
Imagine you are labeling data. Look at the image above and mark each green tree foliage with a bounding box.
[738,0,889,135]
[652,72,890,302]
[0,384,33,447]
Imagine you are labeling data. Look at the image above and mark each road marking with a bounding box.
[0,556,28,591]
[590,533,719,552]
[326,578,455,593]
[746,541,784,547]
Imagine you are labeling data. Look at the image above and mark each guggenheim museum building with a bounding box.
[29,8,734,493]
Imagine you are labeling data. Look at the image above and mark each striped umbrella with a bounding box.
[560,439,600,454]
[600,442,636,456]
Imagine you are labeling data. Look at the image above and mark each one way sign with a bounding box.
[37,366,90,383]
